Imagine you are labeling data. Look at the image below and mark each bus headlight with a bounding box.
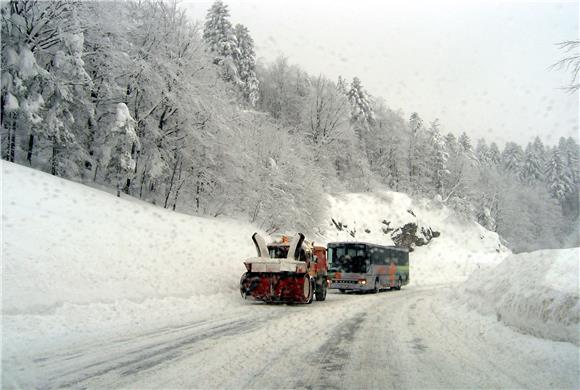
[358,279,367,285]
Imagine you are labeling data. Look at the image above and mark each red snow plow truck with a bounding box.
[240,233,328,303]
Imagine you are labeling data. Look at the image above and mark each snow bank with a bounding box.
[322,192,508,285]
[458,248,580,345]
[2,161,259,315]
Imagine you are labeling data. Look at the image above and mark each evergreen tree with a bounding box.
[445,132,458,157]
[488,142,501,166]
[520,142,544,183]
[532,136,546,166]
[347,77,374,126]
[561,137,579,184]
[502,142,524,174]
[429,119,449,195]
[475,139,490,165]
[336,75,348,95]
[458,132,474,158]
[203,1,239,81]
[558,137,580,217]
[407,112,423,189]
[233,23,259,106]
[545,148,573,206]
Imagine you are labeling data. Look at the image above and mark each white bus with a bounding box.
[327,242,409,293]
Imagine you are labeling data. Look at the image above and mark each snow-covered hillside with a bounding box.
[2,162,261,315]
[322,192,508,284]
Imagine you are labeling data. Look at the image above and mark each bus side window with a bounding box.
[384,249,392,265]
[379,248,387,265]
[370,247,380,265]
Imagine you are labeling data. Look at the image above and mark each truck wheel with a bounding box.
[315,278,327,301]
[395,277,402,290]
[303,275,314,304]
[307,278,315,304]
[240,272,249,298]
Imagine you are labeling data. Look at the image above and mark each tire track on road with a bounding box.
[42,314,272,389]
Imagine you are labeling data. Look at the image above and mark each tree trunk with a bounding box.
[139,172,146,199]
[27,134,34,165]
[172,160,184,211]
[8,115,16,162]
[124,178,131,195]
[93,162,99,182]
[164,156,179,209]
[195,172,203,212]
[51,142,57,176]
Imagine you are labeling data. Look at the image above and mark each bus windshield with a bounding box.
[328,244,367,273]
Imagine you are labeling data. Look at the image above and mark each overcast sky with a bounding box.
[185,0,579,147]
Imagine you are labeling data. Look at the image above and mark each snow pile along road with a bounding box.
[323,192,509,285]
[458,248,580,345]
[2,161,260,316]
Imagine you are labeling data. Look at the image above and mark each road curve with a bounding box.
[14,286,579,389]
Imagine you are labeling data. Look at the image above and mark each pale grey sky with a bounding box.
[185,0,579,147]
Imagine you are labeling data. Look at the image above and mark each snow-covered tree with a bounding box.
[1,0,93,177]
[233,23,259,106]
[257,56,309,129]
[488,142,501,166]
[560,137,579,184]
[336,75,348,95]
[444,132,459,158]
[458,132,475,160]
[502,142,524,174]
[520,142,544,184]
[407,112,423,189]
[347,77,374,127]
[545,148,573,205]
[475,139,490,166]
[429,119,449,195]
[105,103,140,197]
[306,76,349,147]
[203,0,239,81]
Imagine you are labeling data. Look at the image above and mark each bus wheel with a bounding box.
[395,278,402,290]
[339,289,346,294]
[315,278,327,301]
[374,279,380,294]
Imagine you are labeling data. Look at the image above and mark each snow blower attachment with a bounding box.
[240,233,328,303]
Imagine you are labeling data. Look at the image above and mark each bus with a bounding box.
[327,242,409,293]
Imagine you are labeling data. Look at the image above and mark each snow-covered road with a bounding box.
[20,286,578,389]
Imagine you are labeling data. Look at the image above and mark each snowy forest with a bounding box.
[1,0,578,252]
